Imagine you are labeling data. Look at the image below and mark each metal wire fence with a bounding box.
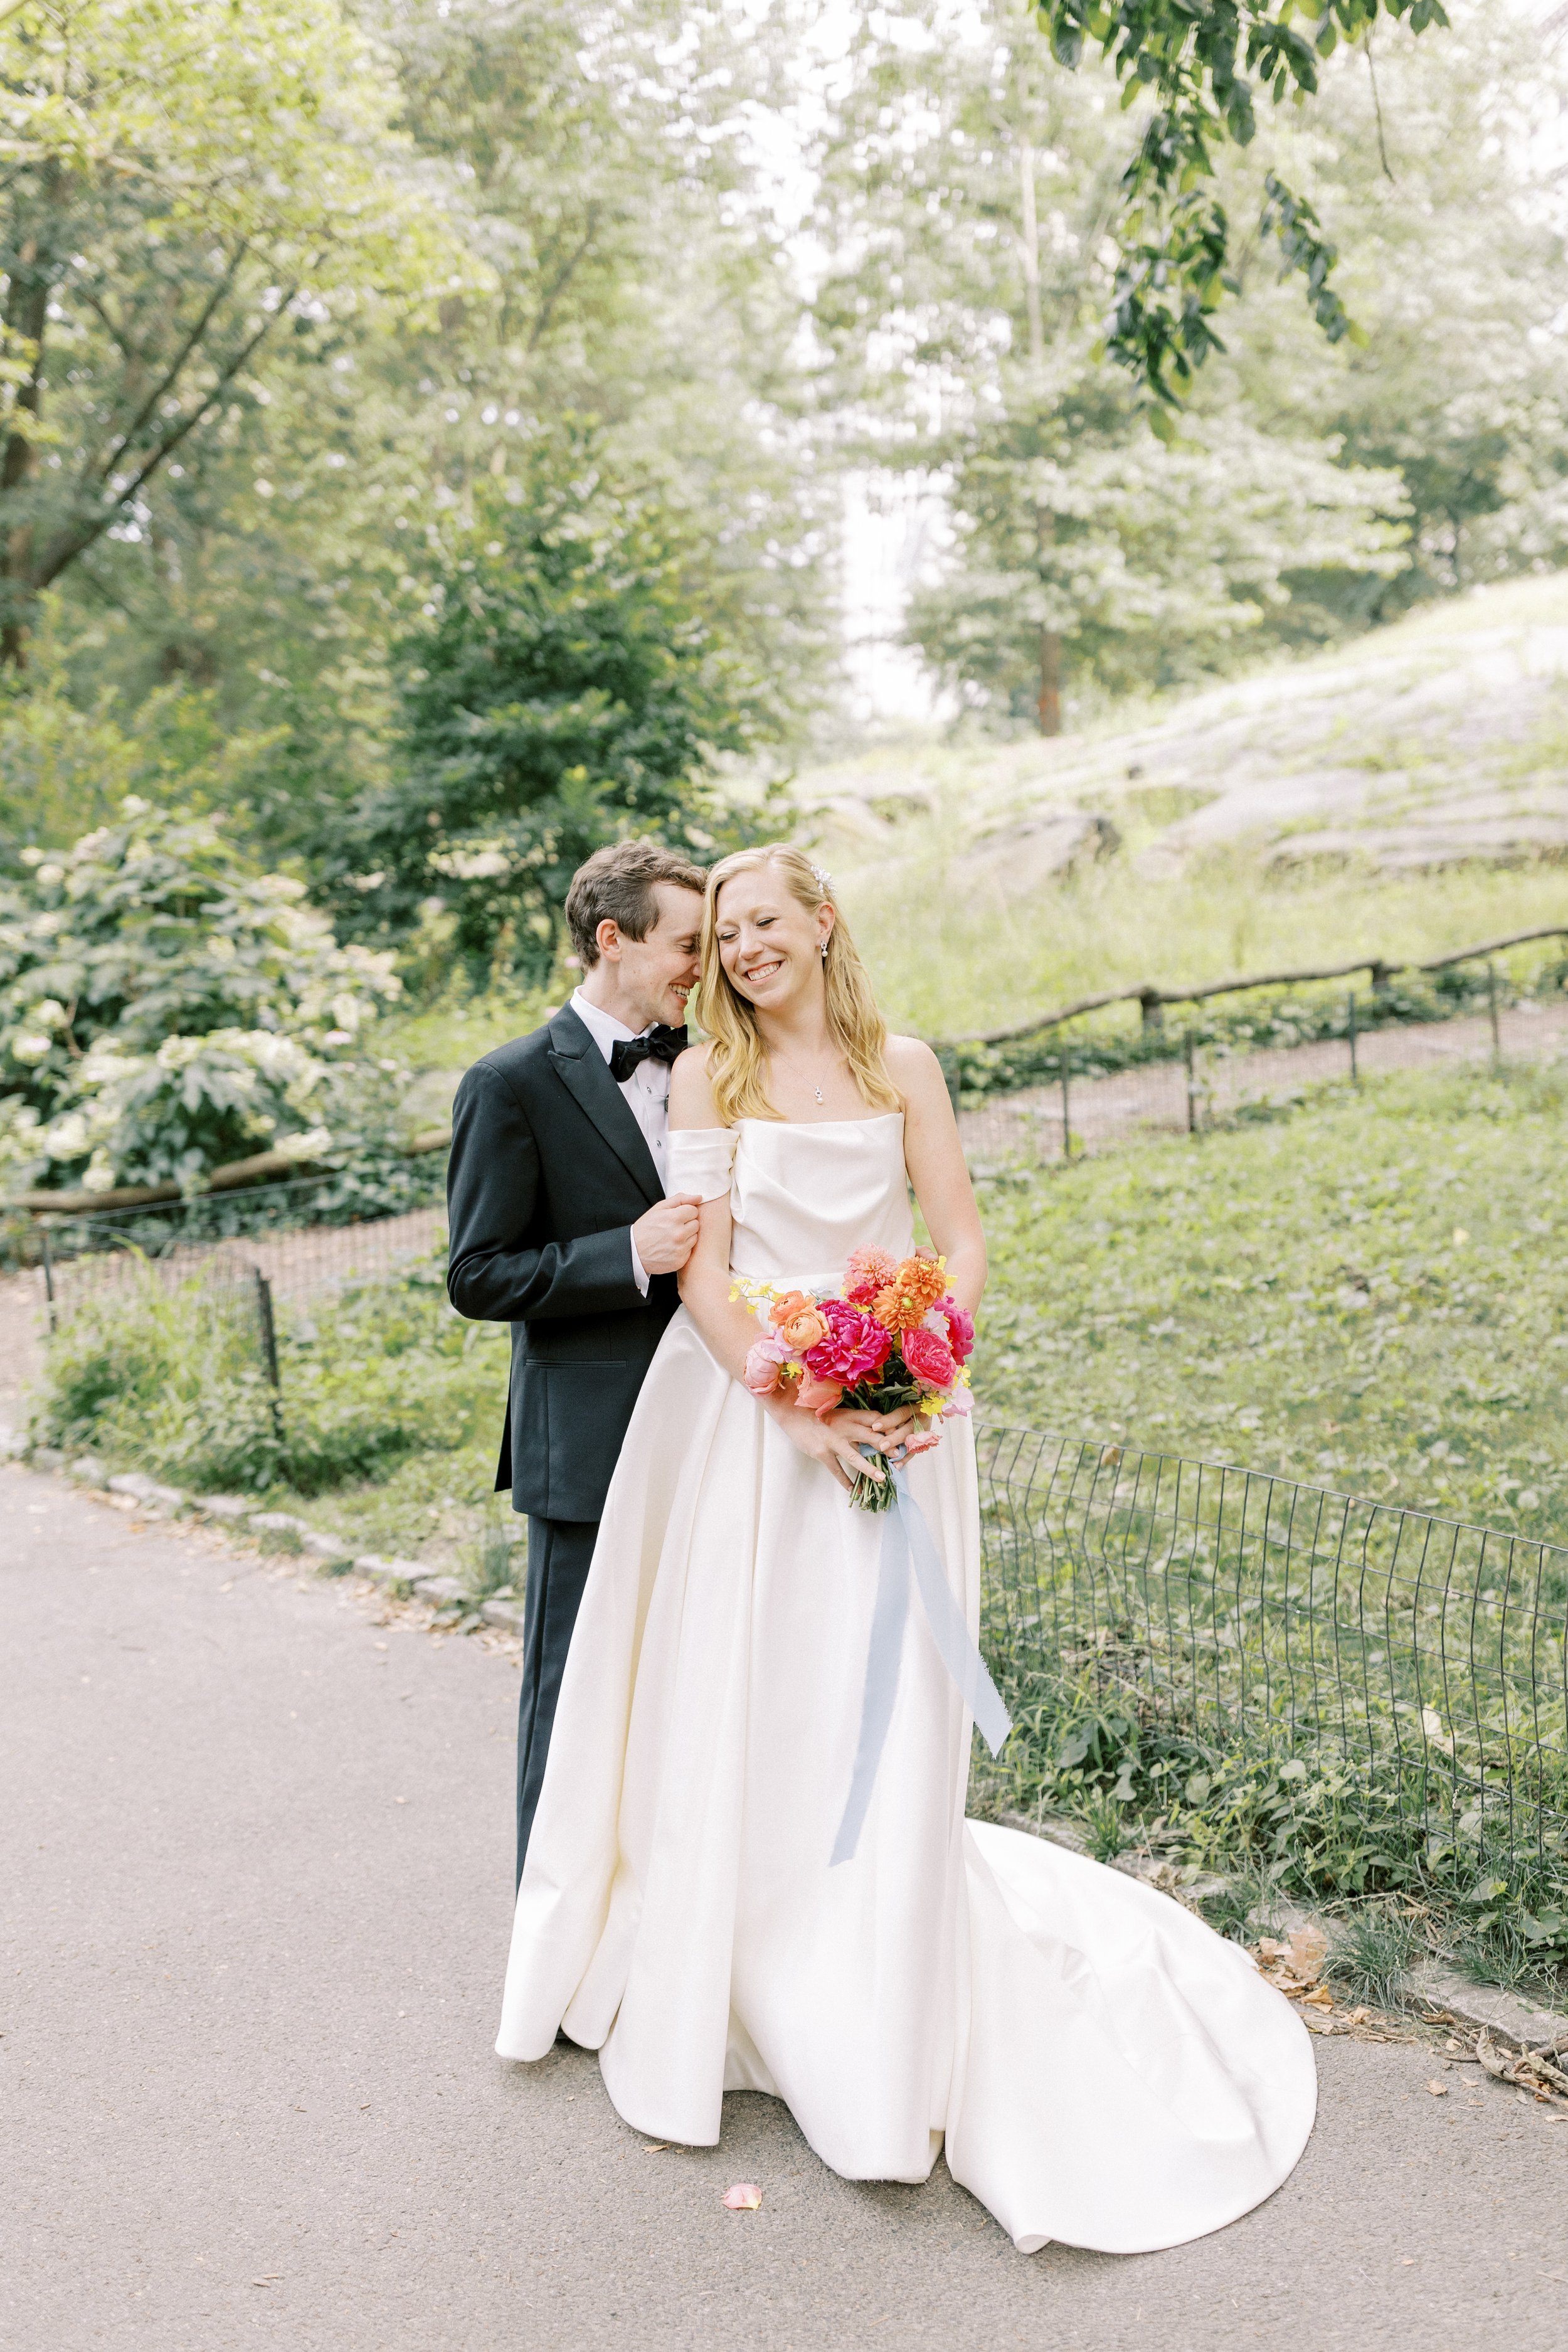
[33,1171,448,1330]
[976,1424,1568,1880]
[958,997,1568,1173]
[21,1172,449,1444]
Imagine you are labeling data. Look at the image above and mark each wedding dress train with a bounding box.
[495,1113,1316,2253]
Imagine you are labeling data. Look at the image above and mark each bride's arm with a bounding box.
[886,1036,987,1316]
[669,1047,891,1493]
[667,1047,765,1381]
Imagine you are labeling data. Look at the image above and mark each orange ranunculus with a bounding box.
[776,1302,830,1352]
[795,1373,845,1419]
[871,1253,950,1332]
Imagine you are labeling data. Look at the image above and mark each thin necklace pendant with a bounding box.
[814,1084,824,1104]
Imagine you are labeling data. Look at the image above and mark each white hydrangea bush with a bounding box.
[1,800,404,1195]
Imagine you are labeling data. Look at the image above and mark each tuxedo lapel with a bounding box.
[546,1005,663,1206]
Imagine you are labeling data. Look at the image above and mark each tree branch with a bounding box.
[29,297,287,592]
[526,205,602,353]
[95,241,250,484]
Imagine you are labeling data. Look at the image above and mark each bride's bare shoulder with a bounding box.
[669,1041,726,1129]
[882,1032,945,1099]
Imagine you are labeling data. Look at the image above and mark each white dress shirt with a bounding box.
[570,988,672,1296]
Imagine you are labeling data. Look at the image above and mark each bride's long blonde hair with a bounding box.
[698,844,900,1126]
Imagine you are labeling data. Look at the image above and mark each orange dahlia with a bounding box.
[871,1252,950,1332]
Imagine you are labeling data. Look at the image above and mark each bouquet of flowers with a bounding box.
[736,1245,973,1512]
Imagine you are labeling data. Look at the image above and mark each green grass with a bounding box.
[839,834,1568,1043]
[977,1057,1568,1546]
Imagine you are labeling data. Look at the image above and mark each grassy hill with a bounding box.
[807,576,1568,1041]
[978,1058,1568,1549]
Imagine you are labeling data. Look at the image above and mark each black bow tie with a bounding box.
[608,1024,687,1084]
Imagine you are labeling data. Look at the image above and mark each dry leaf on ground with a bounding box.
[1254,1926,1328,1996]
[1476,2029,1568,2104]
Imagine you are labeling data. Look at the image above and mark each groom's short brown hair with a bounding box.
[565,840,707,967]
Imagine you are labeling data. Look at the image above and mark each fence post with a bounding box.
[40,1221,56,1335]
[253,1267,285,1443]
[1059,1039,1071,1161]
[1487,960,1502,1061]
[1185,1032,1199,1135]
[1347,990,1359,1087]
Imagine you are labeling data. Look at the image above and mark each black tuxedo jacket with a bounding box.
[445,1005,679,1521]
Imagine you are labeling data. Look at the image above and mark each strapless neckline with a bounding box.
[733,1112,904,1133]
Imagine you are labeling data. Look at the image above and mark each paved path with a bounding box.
[7,1465,1568,2352]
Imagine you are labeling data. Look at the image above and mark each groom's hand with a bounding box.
[632,1194,702,1275]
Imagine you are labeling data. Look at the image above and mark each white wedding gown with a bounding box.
[496,1113,1316,2253]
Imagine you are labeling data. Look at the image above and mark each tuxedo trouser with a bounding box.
[516,1515,599,1888]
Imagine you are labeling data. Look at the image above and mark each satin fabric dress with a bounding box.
[495,1114,1316,2254]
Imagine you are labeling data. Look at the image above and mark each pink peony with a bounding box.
[844,1244,898,1305]
[901,1323,956,1391]
[804,1297,893,1387]
[744,1335,796,1397]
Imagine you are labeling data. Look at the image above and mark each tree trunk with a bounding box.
[1020,144,1061,736]
[0,236,50,667]
[1036,499,1061,736]
[1038,621,1062,736]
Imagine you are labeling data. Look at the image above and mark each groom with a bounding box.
[446,840,708,1883]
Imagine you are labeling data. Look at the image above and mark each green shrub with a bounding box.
[1,798,403,1196]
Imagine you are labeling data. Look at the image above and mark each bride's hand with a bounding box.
[768,1398,887,1493]
[829,1402,919,1458]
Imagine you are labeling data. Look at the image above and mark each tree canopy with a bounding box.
[1032,0,1450,399]
[0,0,465,663]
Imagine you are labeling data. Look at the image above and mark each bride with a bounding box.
[495,844,1316,2254]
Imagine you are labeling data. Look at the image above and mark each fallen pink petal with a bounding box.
[722,2183,763,2211]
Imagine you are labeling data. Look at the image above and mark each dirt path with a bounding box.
[6,1463,1568,2352]
[958,999,1568,1167]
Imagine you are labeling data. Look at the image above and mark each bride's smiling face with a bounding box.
[712,866,833,1015]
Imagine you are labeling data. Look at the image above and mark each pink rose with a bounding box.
[804,1297,893,1388]
[744,1336,795,1397]
[901,1324,956,1391]
[796,1373,845,1419]
[898,1426,944,1459]
[844,1244,898,1305]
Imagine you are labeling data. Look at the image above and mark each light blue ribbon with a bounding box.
[830,1463,1012,1867]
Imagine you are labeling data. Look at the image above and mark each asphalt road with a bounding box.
[6,1459,1568,2352]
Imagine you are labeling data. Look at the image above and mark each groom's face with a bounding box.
[608,883,705,1032]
